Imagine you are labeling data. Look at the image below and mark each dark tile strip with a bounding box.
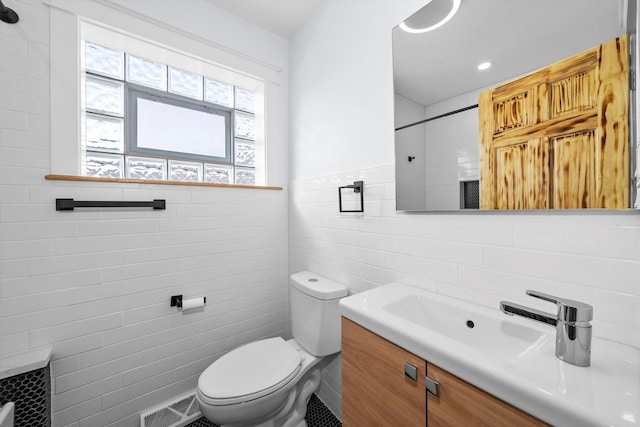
[305,393,342,427]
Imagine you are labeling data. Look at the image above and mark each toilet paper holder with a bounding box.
[170,295,183,308]
[170,295,207,309]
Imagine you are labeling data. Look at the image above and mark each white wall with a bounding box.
[289,0,426,181]
[2,0,639,425]
[289,0,640,419]
[0,1,289,426]
[108,0,288,71]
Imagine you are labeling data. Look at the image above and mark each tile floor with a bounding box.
[185,394,341,427]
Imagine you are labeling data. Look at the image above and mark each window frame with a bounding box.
[82,43,259,185]
[125,84,234,164]
[49,4,279,187]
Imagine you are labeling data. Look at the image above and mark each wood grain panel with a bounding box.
[342,318,426,427]
[525,138,551,209]
[495,143,527,209]
[44,174,283,190]
[595,36,629,209]
[479,35,628,209]
[426,363,548,427]
[491,112,597,144]
[479,91,494,209]
[493,90,533,134]
[494,138,549,209]
[549,69,596,118]
[491,49,597,99]
[552,131,596,208]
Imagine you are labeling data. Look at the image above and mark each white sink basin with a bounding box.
[339,283,640,427]
[384,294,550,361]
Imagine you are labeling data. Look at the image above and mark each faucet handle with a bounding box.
[526,290,593,323]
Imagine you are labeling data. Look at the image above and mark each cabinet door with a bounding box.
[479,35,629,209]
[342,317,426,427]
[426,363,547,427]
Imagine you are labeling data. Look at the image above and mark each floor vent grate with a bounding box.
[141,392,202,427]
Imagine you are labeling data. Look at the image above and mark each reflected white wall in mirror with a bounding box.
[423,108,477,210]
[395,95,426,210]
[393,0,637,212]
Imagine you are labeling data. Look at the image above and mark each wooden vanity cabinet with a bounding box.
[341,317,547,427]
[342,317,426,426]
[426,363,546,427]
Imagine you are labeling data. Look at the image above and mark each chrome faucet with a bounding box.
[500,290,593,367]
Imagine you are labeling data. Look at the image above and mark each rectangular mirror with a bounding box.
[393,0,638,212]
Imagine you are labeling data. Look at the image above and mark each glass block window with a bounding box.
[126,55,167,90]
[82,42,258,185]
[85,77,124,116]
[169,160,203,182]
[205,164,232,184]
[86,114,124,153]
[127,156,166,180]
[235,111,255,140]
[169,67,203,100]
[234,139,255,167]
[235,87,255,113]
[85,42,123,79]
[235,167,255,186]
[205,78,233,107]
[86,152,124,178]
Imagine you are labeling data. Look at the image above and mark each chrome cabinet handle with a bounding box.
[404,362,417,381]
[426,376,439,397]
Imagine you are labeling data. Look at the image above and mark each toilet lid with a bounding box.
[198,337,302,402]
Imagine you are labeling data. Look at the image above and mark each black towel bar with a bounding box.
[56,199,166,211]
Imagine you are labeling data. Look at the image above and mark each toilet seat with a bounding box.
[198,337,302,406]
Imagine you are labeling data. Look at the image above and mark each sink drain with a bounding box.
[466,320,475,328]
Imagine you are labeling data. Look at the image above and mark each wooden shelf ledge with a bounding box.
[44,174,283,191]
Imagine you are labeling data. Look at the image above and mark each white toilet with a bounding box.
[196,271,348,427]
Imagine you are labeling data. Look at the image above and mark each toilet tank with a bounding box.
[290,271,348,357]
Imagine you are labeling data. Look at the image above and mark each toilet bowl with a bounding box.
[196,272,347,427]
[0,403,14,427]
[197,338,321,427]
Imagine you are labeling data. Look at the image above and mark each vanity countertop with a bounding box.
[339,283,639,427]
[0,347,53,381]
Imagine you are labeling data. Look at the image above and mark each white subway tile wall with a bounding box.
[4,1,640,425]
[0,2,289,426]
[289,164,640,419]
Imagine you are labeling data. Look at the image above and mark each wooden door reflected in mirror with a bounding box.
[479,35,629,210]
